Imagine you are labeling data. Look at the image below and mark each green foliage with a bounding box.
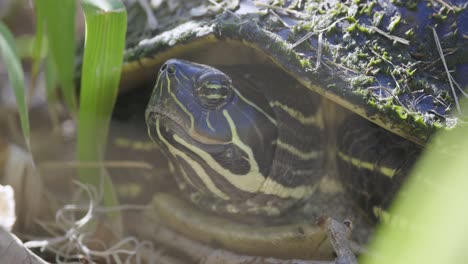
[3,0,127,217]
[0,21,30,149]
[32,0,46,80]
[35,0,77,113]
[362,101,468,264]
[78,0,127,208]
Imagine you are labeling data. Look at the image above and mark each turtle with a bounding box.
[110,0,468,261]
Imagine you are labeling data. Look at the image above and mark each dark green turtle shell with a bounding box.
[121,0,468,145]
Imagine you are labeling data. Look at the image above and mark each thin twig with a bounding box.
[432,27,461,113]
[390,71,404,93]
[253,1,306,17]
[269,9,290,27]
[431,0,456,11]
[207,0,240,19]
[450,75,468,97]
[62,204,149,213]
[318,217,358,264]
[325,59,360,74]
[370,48,395,67]
[292,31,315,48]
[368,86,410,113]
[316,33,323,69]
[370,26,410,45]
[292,17,346,48]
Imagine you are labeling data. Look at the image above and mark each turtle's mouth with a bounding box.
[146,109,225,146]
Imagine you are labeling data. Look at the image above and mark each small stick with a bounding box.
[431,0,456,11]
[254,1,306,17]
[317,217,358,264]
[370,26,410,46]
[432,27,461,113]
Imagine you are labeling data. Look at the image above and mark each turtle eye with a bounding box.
[195,76,233,110]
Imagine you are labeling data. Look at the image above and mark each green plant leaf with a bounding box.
[32,0,47,83]
[45,54,58,103]
[39,0,78,113]
[362,102,468,264]
[0,21,30,149]
[78,0,127,208]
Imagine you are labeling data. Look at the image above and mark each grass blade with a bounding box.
[362,101,468,264]
[39,0,78,114]
[0,22,30,150]
[32,0,46,81]
[78,0,127,208]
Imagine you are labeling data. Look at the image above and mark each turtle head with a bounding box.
[146,59,236,143]
[146,59,280,215]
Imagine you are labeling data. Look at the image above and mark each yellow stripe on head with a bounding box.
[233,88,277,126]
[156,119,229,199]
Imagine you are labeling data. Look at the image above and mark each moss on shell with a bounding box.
[121,0,468,144]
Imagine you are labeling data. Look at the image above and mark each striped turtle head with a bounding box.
[146,59,286,215]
